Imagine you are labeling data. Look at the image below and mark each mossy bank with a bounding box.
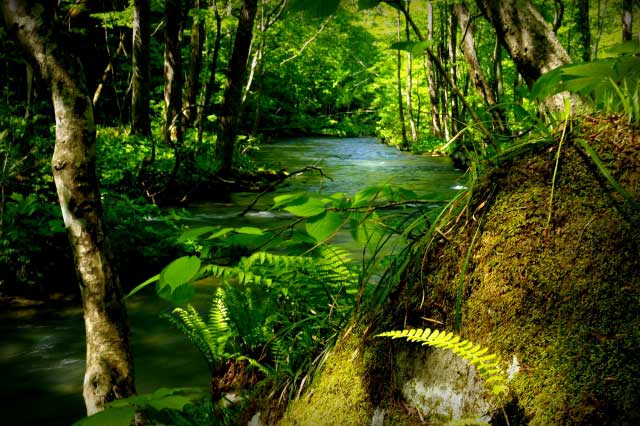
[274,115,640,425]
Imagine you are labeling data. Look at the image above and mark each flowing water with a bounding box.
[0,137,462,425]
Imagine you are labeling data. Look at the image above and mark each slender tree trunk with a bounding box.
[93,31,125,107]
[576,0,591,61]
[623,0,633,41]
[405,0,418,143]
[592,0,608,59]
[455,3,505,132]
[1,0,135,414]
[475,0,572,109]
[492,36,504,101]
[396,10,408,147]
[426,1,442,137]
[197,0,224,145]
[448,6,459,137]
[215,0,258,175]
[132,0,150,135]
[163,0,185,146]
[553,0,564,34]
[184,0,204,126]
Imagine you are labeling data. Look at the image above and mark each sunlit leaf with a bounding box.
[160,256,201,288]
[283,197,327,217]
[306,211,343,242]
[390,40,431,56]
[235,226,264,235]
[178,226,217,242]
[72,407,136,426]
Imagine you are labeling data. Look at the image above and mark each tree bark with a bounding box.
[592,0,608,60]
[132,0,150,135]
[215,0,258,175]
[184,0,204,126]
[163,0,185,146]
[576,0,591,61]
[475,0,572,108]
[622,0,633,41]
[1,0,136,415]
[426,1,442,137]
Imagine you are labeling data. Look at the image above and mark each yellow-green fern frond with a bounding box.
[377,328,511,397]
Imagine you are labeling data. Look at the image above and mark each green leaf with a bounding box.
[178,226,217,242]
[157,282,195,305]
[272,193,304,209]
[126,273,160,299]
[305,211,343,242]
[235,226,264,235]
[352,186,382,207]
[208,227,234,239]
[72,407,136,426]
[283,197,327,217]
[160,256,201,288]
[147,395,192,411]
[390,40,431,56]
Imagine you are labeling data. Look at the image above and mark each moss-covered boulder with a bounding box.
[272,115,639,426]
[394,114,640,425]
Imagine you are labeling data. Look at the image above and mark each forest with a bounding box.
[1,0,639,425]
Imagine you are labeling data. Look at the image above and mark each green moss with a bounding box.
[397,115,640,425]
[278,331,373,426]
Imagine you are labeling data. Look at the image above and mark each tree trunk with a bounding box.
[163,0,185,146]
[492,36,504,101]
[592,0,608,60]
[1,0,136,415]
[426,1,442,137]
[405,0,418,143]
[448,6,459,137]
[215,0,258,175]
[396,10,408,147]
[475,0,572,108]
[197,0,224,145]
[454,3,505,132]
[623,0,633,41]
[576,0,591,62]
[132,0,150,135]
[184,0,204,126]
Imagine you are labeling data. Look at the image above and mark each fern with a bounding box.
[377,328,510,397]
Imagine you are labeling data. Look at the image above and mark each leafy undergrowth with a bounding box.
[394,114,640,425]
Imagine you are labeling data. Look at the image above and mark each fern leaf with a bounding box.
[377,329,511,397]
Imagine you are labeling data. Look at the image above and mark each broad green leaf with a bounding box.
[305,211,343,242]
[283,197,327,217]
[126,273,160,299]
[235,226,264,235]
[157,282,195,305]
[352,185,382,207]
[606,41,640,56]
[72,407,136,426]
[272,193,304,209]
[160,256,201,288]
[208,227,234,239]
[178,226,217,242]
[147,395,193,411]
[390,40,431,56]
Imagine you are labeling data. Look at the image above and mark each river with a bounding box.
[0,137,462,425]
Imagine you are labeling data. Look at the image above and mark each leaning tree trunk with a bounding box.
[396,10,408,147]
[447,6,459,137]
[426,1,442,137]
[196,0,224,145]
[215,0,258,175]
[132,0,150,135]
[454,3,505,132]
[1,0,136,415]
[475,0,571,108]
